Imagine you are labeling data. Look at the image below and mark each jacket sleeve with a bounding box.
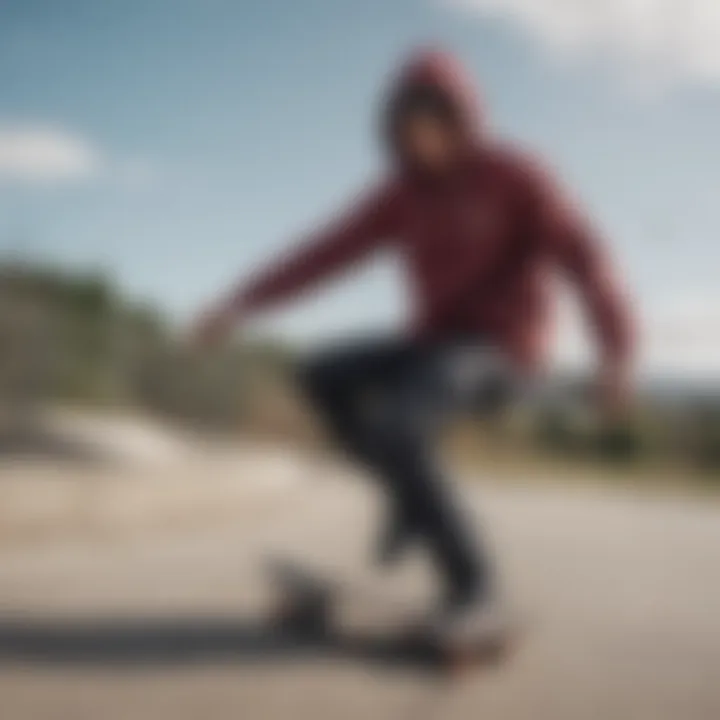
[526,162,635,366]
[232,183,401,314]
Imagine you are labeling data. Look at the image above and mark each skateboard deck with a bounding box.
[265,557,522,674]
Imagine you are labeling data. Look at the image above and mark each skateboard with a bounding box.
[266,557,521,675]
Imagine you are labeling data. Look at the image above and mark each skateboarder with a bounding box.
[192,49,634,642]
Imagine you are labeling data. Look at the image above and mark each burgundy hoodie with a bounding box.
[235,50,633,372]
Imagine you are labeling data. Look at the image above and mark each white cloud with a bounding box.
[441,0,720,85]
[640,293,720,379]
[0,123,157,189]
[554,287,720,380]
[0,125,104,184]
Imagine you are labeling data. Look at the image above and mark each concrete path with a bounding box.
[1,453,719,719]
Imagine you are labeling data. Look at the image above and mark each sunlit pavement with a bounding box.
[1,445,719,720]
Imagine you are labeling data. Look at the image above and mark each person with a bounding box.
[191,49,634,641]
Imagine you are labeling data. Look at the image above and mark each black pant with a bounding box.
[297,335,515,605]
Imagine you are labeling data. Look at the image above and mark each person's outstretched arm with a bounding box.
[193,182,401,345]
[527,162,635,416]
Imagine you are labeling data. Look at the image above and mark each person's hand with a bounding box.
[189,300,240,350]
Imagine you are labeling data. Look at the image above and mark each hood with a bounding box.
[383,49,483,167]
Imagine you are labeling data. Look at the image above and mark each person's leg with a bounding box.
[296,336,421,563]
[295,335,415,465]
[297,335,511,606]
[368,342,517,606]
[367,355,489,605]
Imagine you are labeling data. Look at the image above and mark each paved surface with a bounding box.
[1,450,719,719]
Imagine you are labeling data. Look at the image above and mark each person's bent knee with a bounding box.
[294,350,344,412]
[295,356,324,405]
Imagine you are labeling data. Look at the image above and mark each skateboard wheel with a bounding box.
[269,591,331,635]
[440,633,514,675]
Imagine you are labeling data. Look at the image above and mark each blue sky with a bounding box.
[1,0,719,377]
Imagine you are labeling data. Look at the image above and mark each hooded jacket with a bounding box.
[234,50,633,371]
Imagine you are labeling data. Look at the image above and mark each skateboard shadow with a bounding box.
[0,616,444,675]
